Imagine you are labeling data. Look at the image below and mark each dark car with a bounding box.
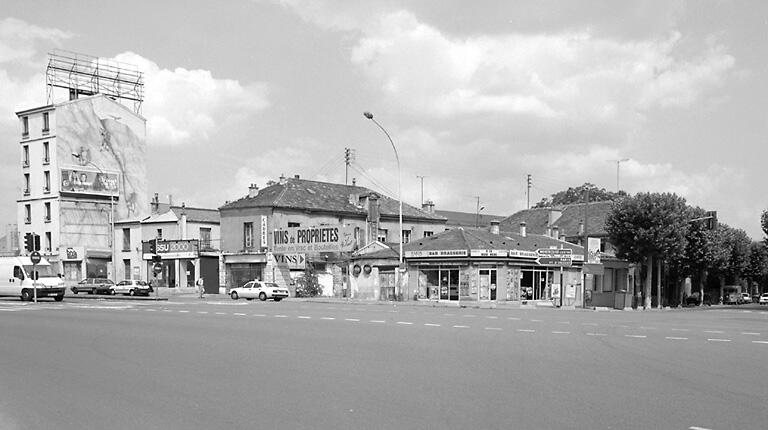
[685,292,712,306]
[71,278,115,295]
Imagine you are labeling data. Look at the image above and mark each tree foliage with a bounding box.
[294,264,323,297]
[533,183,628,208]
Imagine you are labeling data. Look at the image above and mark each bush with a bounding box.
[294,266,323,297]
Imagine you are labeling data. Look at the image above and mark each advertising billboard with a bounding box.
[60,168,119,197]
[272,225,356,253]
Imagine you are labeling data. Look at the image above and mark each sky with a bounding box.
[1,0,767,240]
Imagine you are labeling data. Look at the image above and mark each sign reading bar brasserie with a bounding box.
[404,249,469,258]
[272,225,355,253]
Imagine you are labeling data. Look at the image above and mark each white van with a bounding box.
[0,256,66,301]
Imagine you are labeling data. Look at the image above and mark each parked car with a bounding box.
[111,280,152,296]
[740,292,752,304]
[759,293,768,305]
[230,281,289,301]
[685,292,712,306]
[72,278,114,295]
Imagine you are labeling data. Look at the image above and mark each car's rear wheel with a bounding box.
[129,289,135,296]
[110,289,116,295]
[259,292,267,301]
[54,295,64,302]
[20,289,32,301]
[91,288,96,295]
[72,287,79,295]
[231,291,239,300]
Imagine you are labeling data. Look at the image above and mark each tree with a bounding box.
[606,192,690,309]
[533,183,627,208]
[762,209,768,240]
[745,241,768,294]
[674,207,728,305]
[294,264,323,297]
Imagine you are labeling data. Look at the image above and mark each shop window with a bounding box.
[243,222,254,249]
[122,228,131,251]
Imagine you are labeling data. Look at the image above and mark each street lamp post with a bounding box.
[615,158,629,191]
[72,153,115,282]
[363,111,403,300]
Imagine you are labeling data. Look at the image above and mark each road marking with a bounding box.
[252,313,265,317]
[741,332,760,336]
[558,321,571,325]
[517,329,535,333]
[666,337,688,340]
[484,327,502,331]
[274,315,287,318]
[507,317,520,321]
[703,330,724,334]
[215,312,226,315]
[486,316,498,319]
[671,328,689,332]
[752,341,768,345]
[197,311,208,314]
[321,317,335,320]
[707,338,731,342]
[370,320,385,323]
[345,318,360,322]
[625,335,647,338]
[551,331,570,334]
[424,323,441,327]
[689,426,713,430]
[586,333,607,336]
[163,309,173,312]
[234,313,247,316]
[582,322,598,326]
[396,321,413,325]
[453,325,469,328]
[530,319,542,322]
[178,310,189,313]
[145,309,156,312]
[297,316,311,319]
[444,313,456,316]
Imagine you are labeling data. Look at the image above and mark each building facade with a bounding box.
[219,176,447,295]
[16,94,148,283]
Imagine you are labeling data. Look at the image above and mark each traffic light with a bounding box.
[24,233,33,252]
[33,234,40,251]
[152,254,162,263]
[148,239,156,254]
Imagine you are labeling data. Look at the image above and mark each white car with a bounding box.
[111,280,152,296]
[230,281,289,301]
[740,292,752,304]
[759,293,768,305]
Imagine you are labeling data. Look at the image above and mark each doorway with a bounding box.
[479,268,497,301]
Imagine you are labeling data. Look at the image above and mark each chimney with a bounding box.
[167,194,173,206]
[352,178,357,186]
[519,221,527,237]
[248,184,259,198]
[490,220,500,235]
[151,193,160,214]
[546,227,552,237]
[422,200,435,214]
[552,226,559,239]
[279,174,286,185]
[559,233,566,241]
[294,174,300,179]
[579,222,584,235]
[180,202,188,240]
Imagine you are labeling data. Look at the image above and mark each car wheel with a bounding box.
[129,289,135,296]
[91,288,97,295]
[54,295,64,302]
[72,287,79,295]
[231,291,239,300]
[274,298,282,302]
[20,289,32,301]
[259,292,267,301]
[110,289,116,295]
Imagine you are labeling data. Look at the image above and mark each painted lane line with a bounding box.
[625,335,647,339]
[297,316,311,319]
[751,341,768,345]
[582,323,598,326]
[707,338,731,342]
[530,319,542,322]
[639,326,657,330]
[345,318,360,322]
[274,315,287,318]
[396,321,413,325]
[689,426,713,430]
[703,330,724,334]
[444,313,456,316]
[586,333,607,337]
[145,309,157,312]
[215,312,226,315]
[463,315,477,318]
[252,314,266,317]
[178,310,189,313]
[234,313,247,316]
[741,332,760,336]
[424,323,441,327]
[453,325,469,328]
[320,317,335,320]
[163,309,173,312]
[507,317,521,321]
[517,329,535,333]
[197,311,208,314]
[369,320,385,323]
[486,316,498,319]
[666,337,688,340]
[671,328,689,332]
[551,331,570,335]
[484,327,502,331]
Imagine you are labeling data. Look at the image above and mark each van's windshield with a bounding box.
[23,265,58,278]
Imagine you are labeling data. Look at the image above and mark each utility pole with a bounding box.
[416,175,426,206]
[344,148,354,185]
[526,174,532,209]
[475,196,484,229]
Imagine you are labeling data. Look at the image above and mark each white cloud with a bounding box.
[112,52,270,145]
[0,17,72,65]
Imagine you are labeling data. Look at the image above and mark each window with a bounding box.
[44,202,51,222]
[156,228,163,240]
[42,112,49,133]
[44,232,52,252]
[43,171,50,193]
[22,116,29,137]
[122,228,131,251]
[200,227,211,250]
[287,222,301,227]
[22,145,29,167]
[423,231,434,237]
[24,205,31,223]
[402,229,411,244]
[43,142,50,163]
[377,228,388,243]
[244,222,254,249]
[23,174,30,195]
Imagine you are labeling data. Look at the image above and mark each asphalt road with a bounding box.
[1,298,767,430]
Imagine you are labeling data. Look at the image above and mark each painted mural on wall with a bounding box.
[57,96,148,250]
